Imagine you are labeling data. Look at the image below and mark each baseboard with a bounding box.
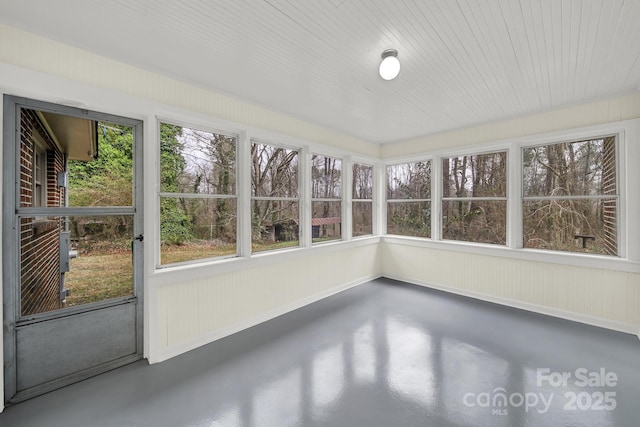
[153,274,381,363]
[383,274,639,336]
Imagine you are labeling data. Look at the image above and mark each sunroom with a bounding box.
[0,1,639,426]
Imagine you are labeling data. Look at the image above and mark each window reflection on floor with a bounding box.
[386,317,436,409]
[254,368,301,427]
[312,344,345,419]
[352,322,376,383]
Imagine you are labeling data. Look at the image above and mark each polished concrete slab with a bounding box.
[1,278,639,426]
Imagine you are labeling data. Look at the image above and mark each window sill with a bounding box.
[382,236,640,273]
[150,236,381,286]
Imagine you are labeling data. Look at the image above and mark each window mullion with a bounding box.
[507,145,522,249]
[300,147,312,247]
[374,162,385,236]
[238,131,252,258]
[343,155,353,241]
[432,155,442,241]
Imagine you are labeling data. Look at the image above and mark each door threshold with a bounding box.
[7,353,144,405]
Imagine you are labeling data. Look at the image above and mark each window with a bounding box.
[251,142,300,252]
[352,163,373,237]
[33,142,47,207]
[522,136,617,255]
[442,152,507,244]
[159,122,237,265]
[386,161,431,237]
[311,155,342,243]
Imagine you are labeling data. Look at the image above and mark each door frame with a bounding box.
[2,95,144,403]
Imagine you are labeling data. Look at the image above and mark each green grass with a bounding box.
[65,252,133,307]
[252,240,299,253]
[161,241,237,265]
[161,240,302,264]
[311,236,341,244]
[64,239,300,306]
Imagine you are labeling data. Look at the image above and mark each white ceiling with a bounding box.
[2,0,640,144]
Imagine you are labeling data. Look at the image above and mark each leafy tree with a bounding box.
[386,161,431,238]
[68,123,132,206]
[67,123,133,239]
[159,123,193,244]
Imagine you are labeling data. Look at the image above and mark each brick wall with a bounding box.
[602,136,617,257]
[19,109,65,316]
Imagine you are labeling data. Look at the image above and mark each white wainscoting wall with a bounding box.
[381,242,640,334]
[151,242,381,362]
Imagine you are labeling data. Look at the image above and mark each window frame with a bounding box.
[385,159,432,238]
[151,112,636,276]
[157,119,240,267]
[382,119,637,272]
[440,149,508,245]
[152,112,381,278]
[310,152,344,244]
[352,161,374,238]
[250,138,302,253]
[520,134,619,256]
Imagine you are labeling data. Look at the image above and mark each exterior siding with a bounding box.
[19,218,60,315]
[19,109,65,316]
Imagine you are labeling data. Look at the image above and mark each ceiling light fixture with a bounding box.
[379,49,400,80]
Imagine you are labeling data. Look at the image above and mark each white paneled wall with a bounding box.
[383,92,640,158]
[382,243,640,332]
[153,243,381,362]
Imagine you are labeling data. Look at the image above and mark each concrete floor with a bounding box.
[1,278,639,426]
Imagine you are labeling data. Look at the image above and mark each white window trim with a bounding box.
[351,160,375,239]
[440,150,509,246]
[156,118,240,268]
[153,110,379,273]
[249,139,302,254]
[310,152,344,245]
[520,133,621,257]
[385,159,433,239]
[381,118,640,273]
[150,110,639,275]
[343,155,353,241]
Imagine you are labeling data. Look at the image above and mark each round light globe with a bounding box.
[379,54,400,80]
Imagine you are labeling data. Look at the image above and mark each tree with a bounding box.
[251,143,298,242]
[68,123,134,240]
[311,155,341,238]
[352,164,373,236]
[442,152,506,244]
[387,161,431,237]
[522,138,616,254]
[159,123,193,245]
